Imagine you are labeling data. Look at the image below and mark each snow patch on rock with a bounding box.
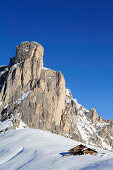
[14,90,32,105]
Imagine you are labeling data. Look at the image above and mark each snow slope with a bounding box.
[0,128,113,170]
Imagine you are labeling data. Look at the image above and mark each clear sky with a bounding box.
[0,0,113,120]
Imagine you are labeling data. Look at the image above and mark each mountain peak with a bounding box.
[14,41,44,64]
[0,41,113,151]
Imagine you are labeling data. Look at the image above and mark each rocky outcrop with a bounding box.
[88,108,98,123]
[0,41,113,151]
[0,41,65,134]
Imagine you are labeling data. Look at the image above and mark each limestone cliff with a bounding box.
[0,41,113,150]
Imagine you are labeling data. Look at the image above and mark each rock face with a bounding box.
[0,41,113,150]
[88,108,98,123]
[0,41,65,134]
[0,66,9,92]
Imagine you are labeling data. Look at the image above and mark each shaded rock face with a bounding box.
[0,66,9,92]
[0,41,113,151]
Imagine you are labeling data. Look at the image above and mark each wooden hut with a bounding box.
[69,144,97,156]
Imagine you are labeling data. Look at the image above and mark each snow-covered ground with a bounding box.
[0,128,113,170]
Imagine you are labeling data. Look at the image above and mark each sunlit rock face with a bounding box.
[0,41,113,151]
[0,41,66,133]
[87,108,98,123]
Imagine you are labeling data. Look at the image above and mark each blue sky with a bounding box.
[0,0,113,120]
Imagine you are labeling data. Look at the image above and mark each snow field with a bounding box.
[0,128,113,170]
